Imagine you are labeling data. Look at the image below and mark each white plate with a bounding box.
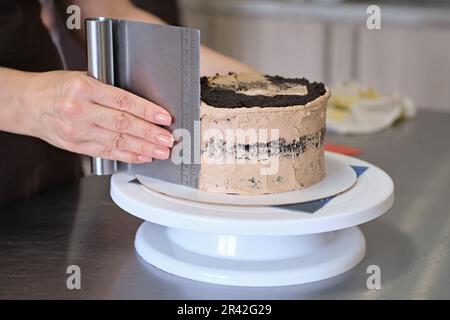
[136,152,357,206]
[110,152,394,235]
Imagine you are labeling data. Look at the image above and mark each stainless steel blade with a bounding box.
[86,18,200,188]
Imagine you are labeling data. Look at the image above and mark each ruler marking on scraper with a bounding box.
[190,29,200,188]
[180,28,200,188]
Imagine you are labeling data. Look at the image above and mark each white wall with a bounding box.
[180,0,450,112]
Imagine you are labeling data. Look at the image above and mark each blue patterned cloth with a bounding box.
[274,166,369,214]
[128,165,369,214]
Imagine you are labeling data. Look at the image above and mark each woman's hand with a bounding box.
[27,71,174,163]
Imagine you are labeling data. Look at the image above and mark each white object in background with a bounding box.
[327,82,417,135]
[111,153,394,286]
[136,153,357,206]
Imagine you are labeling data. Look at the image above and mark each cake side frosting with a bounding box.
[199,73,330,194]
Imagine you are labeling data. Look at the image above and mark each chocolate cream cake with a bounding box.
[199,73,330,194]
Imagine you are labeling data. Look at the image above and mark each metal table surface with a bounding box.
[1,110,449,299]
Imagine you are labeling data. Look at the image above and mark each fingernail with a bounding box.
[156,134,174,147]
[154,113,172,125]
[153,147,170,159]
[138,155,152,163]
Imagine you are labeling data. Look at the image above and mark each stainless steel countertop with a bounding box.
[1,110,449,299]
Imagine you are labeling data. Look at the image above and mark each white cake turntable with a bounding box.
[111,152,394,287]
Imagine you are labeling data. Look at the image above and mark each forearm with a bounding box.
[56,0,256,76]
[199,46,256,76]
[116,6,256,75]
[1,67,175,163]
[124,9,256,75]
[0,68,36,136]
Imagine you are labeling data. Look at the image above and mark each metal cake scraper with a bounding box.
[86,17,200,188]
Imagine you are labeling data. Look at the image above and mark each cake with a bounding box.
[199,73,330,194]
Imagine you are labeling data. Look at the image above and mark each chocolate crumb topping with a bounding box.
[201,73,327,108]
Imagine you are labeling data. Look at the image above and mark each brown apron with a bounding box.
[0,0,82,205]
[0,0,179,205]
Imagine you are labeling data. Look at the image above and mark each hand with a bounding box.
[27,71,174,163]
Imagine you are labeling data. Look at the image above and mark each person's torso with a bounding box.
[0,0,62,71]
[0,0,81,205]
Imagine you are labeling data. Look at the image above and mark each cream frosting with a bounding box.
[199,74,330,194]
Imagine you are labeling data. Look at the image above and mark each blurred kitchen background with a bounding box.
[178,0,450,112]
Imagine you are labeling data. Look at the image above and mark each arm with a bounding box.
[0,67,174,163]
[0,68,35,136]
[56,0,256,76]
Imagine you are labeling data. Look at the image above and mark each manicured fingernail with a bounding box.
[153,147,170,159]
[156,134,174,147]
[138,155,152,163]
[154,113,172,125]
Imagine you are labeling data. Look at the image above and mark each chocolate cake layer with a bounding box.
[202,128,326,159]
[201,73,327,108]
[199,73,330,194]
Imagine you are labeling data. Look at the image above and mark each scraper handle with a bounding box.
[86,17,116,175]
